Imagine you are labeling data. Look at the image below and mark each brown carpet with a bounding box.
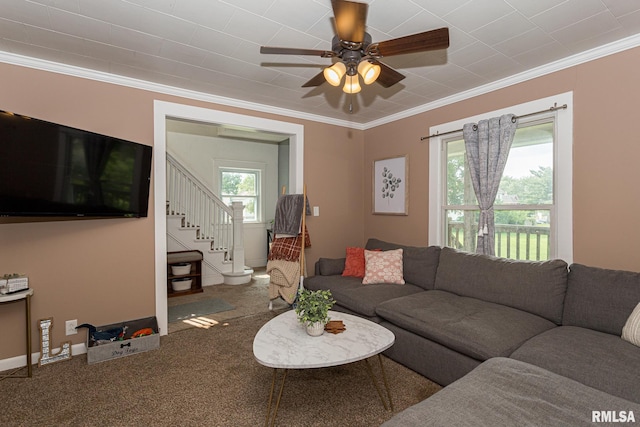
[167,268,290,334]
[0,311,441,427]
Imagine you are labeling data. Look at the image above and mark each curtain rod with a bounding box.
[419,103,568,141]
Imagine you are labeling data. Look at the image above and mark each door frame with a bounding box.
[153,100,304,334]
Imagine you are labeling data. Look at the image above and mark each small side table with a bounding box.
[0,288,33,380]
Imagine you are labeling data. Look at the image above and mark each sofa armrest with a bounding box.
[315,258,346,276]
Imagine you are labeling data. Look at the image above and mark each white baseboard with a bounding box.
[0,343,87,372]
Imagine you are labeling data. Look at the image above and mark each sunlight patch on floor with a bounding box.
[183,317,219,329]
[253,273,270,279]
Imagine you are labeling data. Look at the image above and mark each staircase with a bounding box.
[166,153,252,285]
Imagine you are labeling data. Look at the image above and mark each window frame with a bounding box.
[215,160,266,224]
[428,92,573,263]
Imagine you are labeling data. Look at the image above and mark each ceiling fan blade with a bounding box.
[368,27,449,57]
[374,62,405,88]
[302,71,327,88]
[332,0,368,43]
[260,46,335,58]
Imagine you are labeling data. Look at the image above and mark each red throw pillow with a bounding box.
[342,247,381,278]
[342,247,366,278]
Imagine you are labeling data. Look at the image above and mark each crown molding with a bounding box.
[0,51,365,131]
[1,32,639,132]
[364,33,640,129]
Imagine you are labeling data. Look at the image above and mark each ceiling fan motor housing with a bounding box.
[332,33,373,75]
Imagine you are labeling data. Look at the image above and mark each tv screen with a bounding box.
[0,111,153,218]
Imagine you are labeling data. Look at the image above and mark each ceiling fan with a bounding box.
[260,0,450,94]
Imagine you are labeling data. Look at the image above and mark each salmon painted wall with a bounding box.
[363,47,640,272]
[302,121,366,265]
[2,46,639,362]
[0,62,364,360]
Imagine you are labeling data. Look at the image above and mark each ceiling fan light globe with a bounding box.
[358,61,381,85]
[343,75,361,94]
[323,62,346,86]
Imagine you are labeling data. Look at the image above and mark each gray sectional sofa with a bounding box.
[305,238,640,425]
[382,357,640,427]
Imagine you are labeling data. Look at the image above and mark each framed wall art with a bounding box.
[373,155,408,215]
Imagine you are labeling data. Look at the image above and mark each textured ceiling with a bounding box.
[1,0,640,126]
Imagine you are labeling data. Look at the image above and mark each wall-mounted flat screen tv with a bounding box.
[0,111,153,218]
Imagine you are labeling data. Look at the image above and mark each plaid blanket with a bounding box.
[268,227,311,262]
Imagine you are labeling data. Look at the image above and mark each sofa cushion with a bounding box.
[304,274,362,293]
[365,238,441,290]
[376,290,556,360]
[330,284,424,318]
[315,258,345,276]
[434,247,568,324]
[381,357,640,427]
[563,263,640,335]
[381,321,482,386]
[304,273,424,318]
[511,326,640,403]
[363,249,405,285]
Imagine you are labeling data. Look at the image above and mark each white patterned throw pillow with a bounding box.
[622,302,640,347]
[362,249,405,285]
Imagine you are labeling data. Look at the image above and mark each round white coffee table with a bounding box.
[253,309,395,426]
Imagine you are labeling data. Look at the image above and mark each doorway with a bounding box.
[166,118,289,270]
[153,101,304,335]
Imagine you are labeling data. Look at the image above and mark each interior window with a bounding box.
[220,169,260,222]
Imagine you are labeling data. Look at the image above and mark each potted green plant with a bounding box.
[295,289,336,336]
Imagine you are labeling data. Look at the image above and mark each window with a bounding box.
[445,121,553,260]
[220,168,260,222]
[429,93,573,263]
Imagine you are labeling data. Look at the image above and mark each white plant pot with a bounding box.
[306,321,325,337]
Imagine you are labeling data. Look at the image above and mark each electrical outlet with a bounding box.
[65,319,78,336]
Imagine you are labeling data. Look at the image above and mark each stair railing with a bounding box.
[166,153,243,258]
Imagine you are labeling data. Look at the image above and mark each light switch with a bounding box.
[313,206,319,216]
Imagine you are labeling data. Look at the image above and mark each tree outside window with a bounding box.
[220,169,259,222]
